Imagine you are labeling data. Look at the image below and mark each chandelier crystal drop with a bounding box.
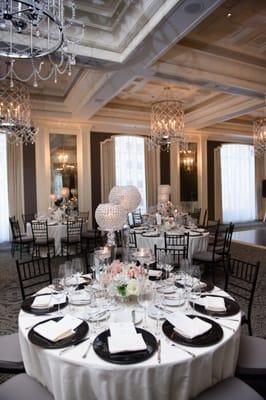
[0,0,84,87]
[149,87,185,151]
[253,118,266,158]
[0,79,37,144]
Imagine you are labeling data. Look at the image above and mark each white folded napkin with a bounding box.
[149,270,162,278]
[204,296,226,312]
[167,311,212,339]
[31,295,52,309]
[33,315,82,342]
[108,322,147,354]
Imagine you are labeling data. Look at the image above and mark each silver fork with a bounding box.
[82,339,92,359]
[155,305,173,314]
[170,343,196,358]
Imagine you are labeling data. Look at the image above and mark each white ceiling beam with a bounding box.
[70,0,225,119]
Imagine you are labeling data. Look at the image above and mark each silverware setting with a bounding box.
[59,337,90,356]
[82,340,92,359]
[170,343,196,358]
[157,339,161,364]
[155,305,172,314]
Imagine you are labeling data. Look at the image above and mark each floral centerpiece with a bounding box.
[106,260,145,298]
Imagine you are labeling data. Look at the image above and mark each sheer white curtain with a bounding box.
[221,144,256,223]
[115,136,147,212]
[0,135,9,242]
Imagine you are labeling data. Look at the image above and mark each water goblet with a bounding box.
[51,278,65,315]
[138,282,154,329]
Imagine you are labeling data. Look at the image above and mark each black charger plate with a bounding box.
[93,327,157,364]
[28,317,88,349]
[191,295,240,317]
[21,294,68,315]
[162,315,223,347]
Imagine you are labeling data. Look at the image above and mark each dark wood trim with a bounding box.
[23,144,37,215]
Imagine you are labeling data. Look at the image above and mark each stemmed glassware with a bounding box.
[51,278,65,315]
[138,281,154,329]
[190,265,201,314]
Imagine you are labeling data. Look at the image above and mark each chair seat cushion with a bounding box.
[194,377,263,400]
[236,335,266,376]
[193,251,222,263]
[0,374,54,400]
[0,333,24,373]
[61,236,80,244]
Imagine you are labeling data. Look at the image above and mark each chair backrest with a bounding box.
[225,256,260,320]
[164,232,189,257]
[132,209,143,227]
[16,256,52,299]
[129,231,137,248]
[190,208,201,224]
[9,217,22,240]
[22,213,35,230]
[154,245,186,269]
[67,219,83,239]
[221,222,234,256]
[202,209,208,227]
[31,221,49,242]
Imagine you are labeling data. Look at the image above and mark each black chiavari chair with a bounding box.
[61,219,83,259]
[31,220,55,258]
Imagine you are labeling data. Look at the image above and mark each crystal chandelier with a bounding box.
[0,0,83,87]
[148,87,185,151]
[0,79,37,144]
[253,118,266,158]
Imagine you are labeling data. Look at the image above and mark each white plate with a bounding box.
[148,305,166,319]
[157,286,176,294]
[86,310,110,322]
[163,297,185,307]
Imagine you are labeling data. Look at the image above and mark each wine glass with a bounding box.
[190,265,201,314]
[164,253,174,280]
[51,278,65,315]
[138,282,154,329]
[72,258,84,284]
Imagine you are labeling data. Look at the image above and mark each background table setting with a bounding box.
[18,256,241,400]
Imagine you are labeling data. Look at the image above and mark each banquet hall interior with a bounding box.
[0,0,265,399]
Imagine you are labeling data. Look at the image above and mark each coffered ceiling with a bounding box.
[13,0,265,141]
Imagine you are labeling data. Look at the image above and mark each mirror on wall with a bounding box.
[49,133,78,206]
[180,142,198,202]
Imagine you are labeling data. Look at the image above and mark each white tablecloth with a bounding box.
[19,288,241,400]
[136,232,209,260]
[26,222,87,256]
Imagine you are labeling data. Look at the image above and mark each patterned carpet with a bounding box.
[0,240,265,385]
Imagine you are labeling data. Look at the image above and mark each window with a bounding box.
[221,144,256,223]
[115,136,147,212]
[0,134,9,242]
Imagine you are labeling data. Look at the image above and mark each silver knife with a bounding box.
[59,337,89,356]
[157,339,161,364]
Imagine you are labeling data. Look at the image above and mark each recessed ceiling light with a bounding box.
[227,12,232,18]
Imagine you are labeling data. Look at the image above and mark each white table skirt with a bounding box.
[136,233,209,260]
[19,290,241,400]
[26,222,87,256]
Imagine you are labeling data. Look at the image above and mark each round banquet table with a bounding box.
[18,287,241,400]
[26,222,87,256]
[136,231,209,260]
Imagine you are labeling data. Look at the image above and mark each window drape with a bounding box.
[214,147,222,221]
[220,144,256,223]
[144,139,160,210]
[7,141,24,229]
[100,138,116,203]
[115,136,147,212]
[255,156,264,220]
[0,135,9,242]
